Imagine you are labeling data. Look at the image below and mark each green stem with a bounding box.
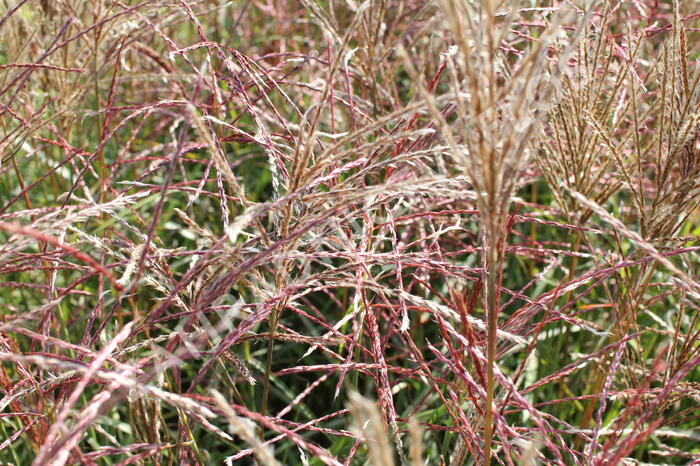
[261,299,286,421]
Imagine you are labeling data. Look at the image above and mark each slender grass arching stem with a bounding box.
[483,232,500,464]
[260,300,285,420]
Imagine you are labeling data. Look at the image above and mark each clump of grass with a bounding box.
[1,1,699,465]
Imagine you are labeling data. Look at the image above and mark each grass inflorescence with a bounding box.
[1,1,699,464]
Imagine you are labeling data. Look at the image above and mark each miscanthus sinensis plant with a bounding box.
[0,0,699,464]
